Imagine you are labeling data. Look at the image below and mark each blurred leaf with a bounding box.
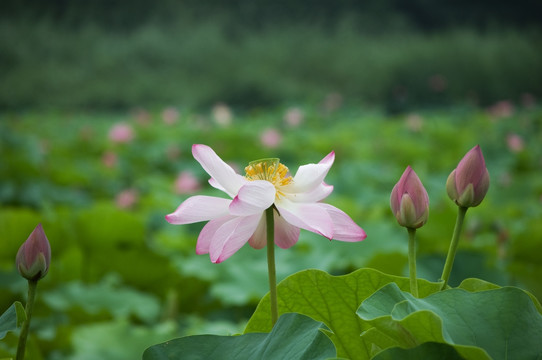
[0,208,41,263]
[143,313,335,360]
[357,283,542,359]
[42,275,160,323]
[70,319,177,360]
[244,268,442,360]
[0,301,26,339]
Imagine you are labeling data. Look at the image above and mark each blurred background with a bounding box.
[1,1,542,359]
[1,0,542,111]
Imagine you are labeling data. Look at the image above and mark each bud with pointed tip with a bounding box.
[390,166,429,229]
[446,145,490,208]
[16,224,51,281]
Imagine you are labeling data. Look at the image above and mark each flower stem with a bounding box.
[407,228,418,297]
[266,207,278,327]
[440,206,468,290]
[16,279,38,360]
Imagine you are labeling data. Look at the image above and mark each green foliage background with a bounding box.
[1,104,541,359]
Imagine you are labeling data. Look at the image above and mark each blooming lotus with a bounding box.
[166,144,366,263]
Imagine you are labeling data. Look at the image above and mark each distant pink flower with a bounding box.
[488,100,514,119]
[428,74,447,92]
[102,151,117,168]
[284,107,304,127]
[323,92,343,113]
[506,133,524,153]
[260,128,282,149]
[133,108,151,126]
[175,171,201,194]
[162,107,179,125]
[166,145,366,263]
[521,93,536,108]
[212,103,232,127]
[405,113,423,132]
[109,123,135,143]
[116,189,138,209]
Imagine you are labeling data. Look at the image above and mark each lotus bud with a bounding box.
[446,145,490,208]
[16,224,51,281]
[390,166,429,229]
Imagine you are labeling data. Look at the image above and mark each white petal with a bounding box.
[229,180,276,216]
[276,199,334,239]
[192,144,246,196]
[248,214,267,249]
[196,215,235,255]
[274,211,300,249]
[209,174,248,197]
[285,182,334,203]
[209,214,262,263]
[165,196,231,224]
[319,203,367,242]
[282,151,335,194]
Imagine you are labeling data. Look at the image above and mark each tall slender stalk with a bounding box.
[265,207,278,326]
[16,279,38,360]
[407,228,419,297]
[440,206,468,290]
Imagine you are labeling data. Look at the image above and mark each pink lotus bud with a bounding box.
[446,145,490,208]
[16,224,51,281]
[390,166,429,229]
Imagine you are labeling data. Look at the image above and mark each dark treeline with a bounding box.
[2,0,541,32]
[1,0,541,111]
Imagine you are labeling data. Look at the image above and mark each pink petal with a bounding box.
[318,203,366,242]
[192,144,246,197]
[248,214,267,249]
[165,196,231,224]
[283,151,335,194]
[318,151,335,166]
[209,214,262,263]
[287,182,334,203]
[274,211,301,249]
[196,215,235,254]
[276,199,334,239]
[229,180,276,216]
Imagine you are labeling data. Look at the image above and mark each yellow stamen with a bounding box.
[245,158,293,198]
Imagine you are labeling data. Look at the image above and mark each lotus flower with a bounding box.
[390,166,429,229]
[16,224,51,281]
[446,145,490,208]
[166,145,366,263]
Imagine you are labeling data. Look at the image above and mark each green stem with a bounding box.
[440,206,468,290]
[16,279,38,360]
[266,207,278,327]
[407,228,418,297]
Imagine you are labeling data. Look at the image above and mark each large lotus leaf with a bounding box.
[458,277,542,313]
[372,342,464,360]
[143,313,335,360]
[357,282,542,360]
[244,268,442,360]
[0,301,25,339]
